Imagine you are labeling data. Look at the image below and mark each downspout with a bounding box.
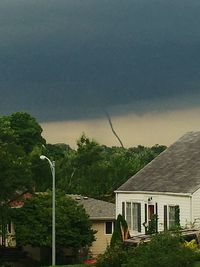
[190,195,193,225]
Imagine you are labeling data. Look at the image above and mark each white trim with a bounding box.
[114,190,192,197]
[115,192,118,219]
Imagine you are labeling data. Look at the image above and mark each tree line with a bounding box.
[0,111,166,203]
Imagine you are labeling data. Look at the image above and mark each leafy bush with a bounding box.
[183,239,200,261]
[96,232,197,267]
[146,214,158,234]
[126,232,195,267]
[96,243,132,267]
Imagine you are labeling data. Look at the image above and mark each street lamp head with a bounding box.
[40,155,46,160]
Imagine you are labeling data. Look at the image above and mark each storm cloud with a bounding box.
[0,0,200,121]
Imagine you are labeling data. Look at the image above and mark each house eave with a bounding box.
[114,190,192,197]
[90,217,115,221]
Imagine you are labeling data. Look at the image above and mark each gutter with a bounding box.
[90,217,115,221]
[114,190,192,197]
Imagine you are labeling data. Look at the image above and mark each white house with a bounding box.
[115,132,200,236]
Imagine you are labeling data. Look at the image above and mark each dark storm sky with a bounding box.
[0,0,200,121]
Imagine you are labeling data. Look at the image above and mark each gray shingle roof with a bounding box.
[68,194,115,220]
[116,132,200,194]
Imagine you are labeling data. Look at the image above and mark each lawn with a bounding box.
[46,265,94,267]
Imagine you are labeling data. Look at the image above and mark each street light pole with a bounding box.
[40,155,56,266]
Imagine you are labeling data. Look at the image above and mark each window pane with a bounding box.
[106,221,113,234]
[132,203,139,231]
[169,206,176,229]
[126,202,131,230]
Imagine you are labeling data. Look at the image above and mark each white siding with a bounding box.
[116,192,191,236]
[192,188,200,228]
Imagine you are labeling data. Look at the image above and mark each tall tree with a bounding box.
[9,112,45,153]
[12,192,95,249]
[0,141,32,203]
[58,135,166,201]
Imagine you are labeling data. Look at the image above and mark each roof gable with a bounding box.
[116,132,200,194]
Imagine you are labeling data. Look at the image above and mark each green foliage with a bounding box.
[0,112,166,202]
[126,232,195,267]
[58,134,166,200]
[111,214,129,247]
[9,112,45,153]
[183,239,200,261]
[147,214,158,235]
[0,141,32,202]
[96,232,195,267]
[11,191,95,249]
[0,112,46,201]
[96,243,131,267]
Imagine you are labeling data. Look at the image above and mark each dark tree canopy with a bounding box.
[11,192,95,249]
[9,112,45,153]
[0,112,46,202]
[0,112,166,201]
[0,142,32,202]
[58,135,166,201]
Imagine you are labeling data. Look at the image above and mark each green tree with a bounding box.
[11,191,95,249]
[58,135,166,201]
[0,140,32,247]
[0,141,32,203]
[0,116,16,143]
[9,112,45,153]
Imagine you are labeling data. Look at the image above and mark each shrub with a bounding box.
[125,232,195,267]
[183,239,200,261]
[110,214,130,247]
[96,243,132,267]
[146,214,158,234]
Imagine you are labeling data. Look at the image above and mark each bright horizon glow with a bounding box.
[41,107,200,148]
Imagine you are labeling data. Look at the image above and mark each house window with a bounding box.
[169,205,180,230]
[105,221,114,235]
[122,202,141,232]
[164,205,180,230]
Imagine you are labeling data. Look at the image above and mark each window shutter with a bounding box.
[164,205,168,231]
[137,203,141,232]
[145,204,147,223]
[122,202,125,218]
[155,203,158,233]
